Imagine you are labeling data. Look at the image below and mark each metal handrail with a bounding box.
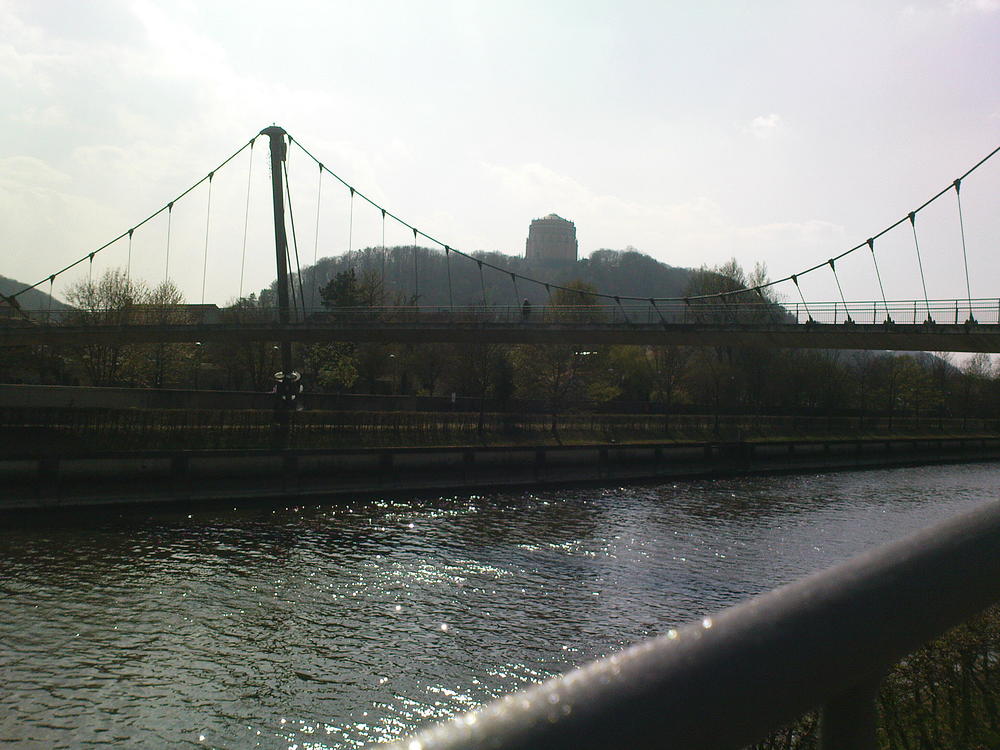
[8,297,1000,327]
[387,499,1000,750]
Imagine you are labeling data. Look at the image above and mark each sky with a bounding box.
[2,0,999,309]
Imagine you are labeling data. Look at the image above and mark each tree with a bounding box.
[445,342,514,433]
[317,267,387,308]
[205,294,280,391]
[961,353,994,428]
[893,356,938,424]
[513,281,607,436]
[64,268,149,386]
[603,346,650,403]
[140,280,191,388]
[648,345,692,427]
[305,268,384,392]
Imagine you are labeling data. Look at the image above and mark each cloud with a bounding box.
[478,159,848,279]
[686,219,848,266]
[481,160,725,241]
[0,156,71,189]
[745,113,785,140]
[948,0,999,12]
[902,0,999,18]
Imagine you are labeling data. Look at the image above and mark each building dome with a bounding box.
[525,214,577,263]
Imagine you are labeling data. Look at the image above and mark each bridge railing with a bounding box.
[785,298,1000,326]
[388,499,1000,750]
[6,297,1000,328]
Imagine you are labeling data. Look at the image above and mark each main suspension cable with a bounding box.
[11,136,255,301]
[286,134,1000,306]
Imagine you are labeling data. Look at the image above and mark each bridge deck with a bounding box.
[3,320,999,352]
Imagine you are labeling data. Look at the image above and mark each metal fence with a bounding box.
[3,406,998,452]
[387,499,1000,750]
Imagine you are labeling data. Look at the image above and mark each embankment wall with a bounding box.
[3,436,999,511]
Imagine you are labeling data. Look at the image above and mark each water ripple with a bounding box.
[1,463,995,748]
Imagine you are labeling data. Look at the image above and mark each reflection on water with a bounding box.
[1,463,997,748]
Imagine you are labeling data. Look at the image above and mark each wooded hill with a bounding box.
[285,247,697,308]
[0,275,69,311]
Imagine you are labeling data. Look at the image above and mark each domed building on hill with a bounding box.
[525,214,577,263]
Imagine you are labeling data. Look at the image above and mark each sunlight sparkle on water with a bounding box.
[3,464,994,750]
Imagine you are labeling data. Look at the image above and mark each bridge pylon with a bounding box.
[260,125,296,409]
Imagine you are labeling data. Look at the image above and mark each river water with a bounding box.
[2,462,998,748]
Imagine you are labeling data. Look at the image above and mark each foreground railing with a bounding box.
[387,500,1000,750]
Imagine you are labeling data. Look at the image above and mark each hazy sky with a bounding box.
[3,0,999,307]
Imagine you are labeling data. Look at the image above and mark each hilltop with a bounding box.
[0,275,70,311]
[287,247,697,307]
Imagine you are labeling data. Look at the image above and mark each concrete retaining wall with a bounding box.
[3,437,1000,511]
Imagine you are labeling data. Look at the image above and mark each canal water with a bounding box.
[2,462,997,748]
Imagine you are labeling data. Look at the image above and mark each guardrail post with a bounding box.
[819,676,881,750]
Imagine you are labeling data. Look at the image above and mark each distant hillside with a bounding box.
[0,275,70,311]
[281,247,697,307]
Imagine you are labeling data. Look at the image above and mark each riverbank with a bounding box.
[4,435,999,511]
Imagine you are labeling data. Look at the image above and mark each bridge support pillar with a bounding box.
[261,125,295,406]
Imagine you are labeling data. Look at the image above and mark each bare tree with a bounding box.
[64,268,148,386]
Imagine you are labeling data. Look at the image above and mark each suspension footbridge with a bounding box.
[3,126,998,359]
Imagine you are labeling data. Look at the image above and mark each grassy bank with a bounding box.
[752,604,1000,749]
